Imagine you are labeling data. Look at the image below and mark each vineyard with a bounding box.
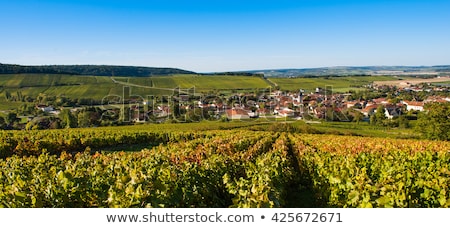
[0,73,270,107]
[0,125,449,208]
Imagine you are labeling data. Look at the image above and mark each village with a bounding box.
[123,81,450,124]
[3,78,448,130]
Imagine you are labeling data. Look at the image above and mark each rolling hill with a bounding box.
[1,63,447,110]
[246,66,450,77]
[0,73,271,110]
[0,63,195,76]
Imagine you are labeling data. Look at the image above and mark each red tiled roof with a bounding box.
[226,109,249,116]
[403,101,424,107]
[362,104,379,113]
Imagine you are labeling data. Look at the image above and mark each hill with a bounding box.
[0,74,271,110]
[246,66,450,77]
[0,63,195,76]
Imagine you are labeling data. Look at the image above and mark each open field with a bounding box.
[271,75,405,92]
[373,76,450,88]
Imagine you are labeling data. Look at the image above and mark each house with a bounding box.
[179,95,189,102]
[361,104,379,117]
[246,100,257,107]
[132,113,148,123]
[248,111,259,118]
[153,106,170,117]
[346,101,362,109]
[270,90,282,97]
[197,101,204,108]
[364,101,376,108]
[36,105,54,112]
[258,108,271,115]
[277,108,295,118]
[384,107,400,119]
[293,100,302,107]
[425,96,450,103]
[226,108,250,120]
[401,101,424,112]
[373,97,389,104]
[313,107,326,119]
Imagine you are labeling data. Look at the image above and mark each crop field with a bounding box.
[374,76,450,88]
[141,74,270,91]
[271,76,411,92]
[0,122,449,208]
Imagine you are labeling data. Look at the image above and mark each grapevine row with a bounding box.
[0,128,212,158]
[1,127,449,208]
[0,131,297,208]
[291,134,450,207]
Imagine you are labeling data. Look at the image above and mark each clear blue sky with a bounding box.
[1,0,449,72]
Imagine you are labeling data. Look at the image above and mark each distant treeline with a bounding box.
[435,68,450,72]
[0,63,195,76]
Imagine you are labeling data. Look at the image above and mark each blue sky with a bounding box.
[1,0,449,72]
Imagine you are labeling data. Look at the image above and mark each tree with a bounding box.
[17,104,35,116]
[25,117,59,130]
[186,108,209,122]
[4,90,11,101]
[416,102,450,140]
[397,115,410,129]
[77,111,91,128]
[6,112,19,126]
[170,98,182,120]
[370,106,387,126]
[353,111,363,124]
[76,108,102,128]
